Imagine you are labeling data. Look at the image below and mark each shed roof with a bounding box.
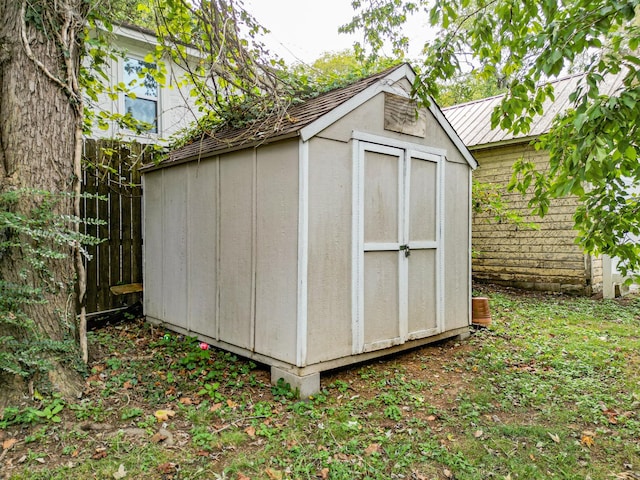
[149,63,477,170]
[442,72,624,149]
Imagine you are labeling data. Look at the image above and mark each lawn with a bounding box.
[1,286,640,479]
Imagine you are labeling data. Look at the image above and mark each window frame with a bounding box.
[122,56,161,135]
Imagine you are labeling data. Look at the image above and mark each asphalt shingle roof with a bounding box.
[163,64,407,165]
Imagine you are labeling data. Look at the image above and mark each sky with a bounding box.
[245,0,360,64]
[244,0,431,65]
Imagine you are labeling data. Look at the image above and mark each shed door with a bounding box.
[354,142,441,354]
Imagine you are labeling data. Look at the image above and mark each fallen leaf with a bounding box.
[581,434,595,447]
[154,409,176,422]
[150,432,168,443]
[92,447,108,460]
[426,415,437,421]
[602,408,619,424]
[210,403,223,412]
[548,432,560,443]
[157,463,177,474]
[320,468,330,480]
[474,430,483,438]
[244,426,256,437]
[443,467,453,478]
[165,386,176,396]
[179,397,193,405]
[35,457,45,464]
[227,399,238,409]
[265,468,283,480]
[122,381,133,390]
[364,443,382,456]
[286,440,298,450]
[611,472,640,479]
[113,463,127,479]
[237,473,251,480]
[2,438,18,450]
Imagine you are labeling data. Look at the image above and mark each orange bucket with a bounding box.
[472,297,492,327]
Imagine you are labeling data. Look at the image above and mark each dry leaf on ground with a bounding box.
[2,438,18,450]
[157,462,177,474]
[150,432,168,443]
[581,434,595,447]
[113,463,127,479]
[92,447,108,460]
[364,443,382,456]
[154,409,176,422]
[265,468,283,480]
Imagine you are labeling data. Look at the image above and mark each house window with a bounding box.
[124,57,158,133]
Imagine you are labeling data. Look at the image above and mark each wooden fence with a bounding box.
[81,139,150,314]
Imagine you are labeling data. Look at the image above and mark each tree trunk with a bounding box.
[0,0,87,408]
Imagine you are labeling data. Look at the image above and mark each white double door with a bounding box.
[353,141,443,354]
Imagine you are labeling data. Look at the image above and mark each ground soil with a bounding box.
[0,283,606,478]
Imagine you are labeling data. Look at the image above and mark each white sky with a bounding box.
[245,0,432,65]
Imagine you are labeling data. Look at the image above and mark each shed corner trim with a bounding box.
[296,138,309,367]
[427,102,479,170]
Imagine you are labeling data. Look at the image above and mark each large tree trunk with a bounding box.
[0,0,87,408]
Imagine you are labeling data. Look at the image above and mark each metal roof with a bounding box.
[443,72,624,149]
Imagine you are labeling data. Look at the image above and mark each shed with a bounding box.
[142,63,477,396]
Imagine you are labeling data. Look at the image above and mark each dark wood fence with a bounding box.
[81,139,150,314]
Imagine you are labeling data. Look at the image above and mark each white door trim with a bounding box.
[406,149,444,338]
[352,140,444,354]
[352,141,405,354]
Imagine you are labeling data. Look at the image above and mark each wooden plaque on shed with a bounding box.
[384,92,427,138]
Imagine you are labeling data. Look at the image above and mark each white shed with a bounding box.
[142,64,477,396]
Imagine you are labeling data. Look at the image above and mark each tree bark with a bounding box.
[0,0,87,408]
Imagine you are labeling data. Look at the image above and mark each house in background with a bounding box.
[443,73,624,297]
[88,22,202,144]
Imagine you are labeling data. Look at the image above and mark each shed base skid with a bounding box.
[270,367,320,400]
[146,317,470,398]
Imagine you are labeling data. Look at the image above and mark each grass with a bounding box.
[2,286,640,479]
